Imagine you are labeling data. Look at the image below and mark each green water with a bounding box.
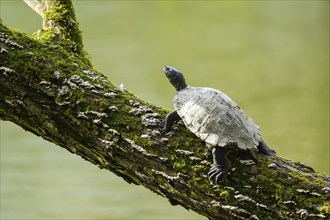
[1,1,329,219]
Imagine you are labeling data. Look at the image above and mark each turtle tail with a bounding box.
[258,139,276,155]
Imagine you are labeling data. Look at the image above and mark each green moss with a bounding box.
[220,190,230,201]
[274,184,285,204]
[192,164,206,172]
[38,0,83,53]
[189,176,203,188]
[288,171,326,191]
[173,160,186,170]
[188,175,213,195]
[135,137,156,148]
[319,202,330,214]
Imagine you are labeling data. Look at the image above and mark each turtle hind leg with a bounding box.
[249,149,258,163]
[208,147,231,184]
[258,139,276,155]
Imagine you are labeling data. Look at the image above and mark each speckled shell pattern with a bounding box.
[174,86,262,150]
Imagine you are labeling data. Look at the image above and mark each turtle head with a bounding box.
[163,66,187,91]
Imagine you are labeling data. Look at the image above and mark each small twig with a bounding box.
[23,0,44,17]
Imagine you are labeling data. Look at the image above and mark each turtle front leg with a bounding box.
[162,110,180,132]
[208,147,231,184]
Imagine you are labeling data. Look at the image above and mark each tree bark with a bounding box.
[1,1,329,219]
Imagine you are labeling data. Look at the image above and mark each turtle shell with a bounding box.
[174,86,262,150]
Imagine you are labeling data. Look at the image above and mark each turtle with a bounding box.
[162,65,276,183]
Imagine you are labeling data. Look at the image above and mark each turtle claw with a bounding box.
[208,164,230,183]
[159,121,167,133]
[208,147,231,184]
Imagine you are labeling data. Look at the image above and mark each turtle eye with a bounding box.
[164,66,171,72]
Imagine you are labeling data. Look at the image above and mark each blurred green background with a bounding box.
[1,0,329,219]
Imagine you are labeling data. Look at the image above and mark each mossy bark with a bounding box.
[1,1,329,219]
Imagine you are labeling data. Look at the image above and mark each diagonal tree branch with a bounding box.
[1,1,330,219]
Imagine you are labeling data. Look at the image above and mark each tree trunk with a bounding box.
[1,1,329,219]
